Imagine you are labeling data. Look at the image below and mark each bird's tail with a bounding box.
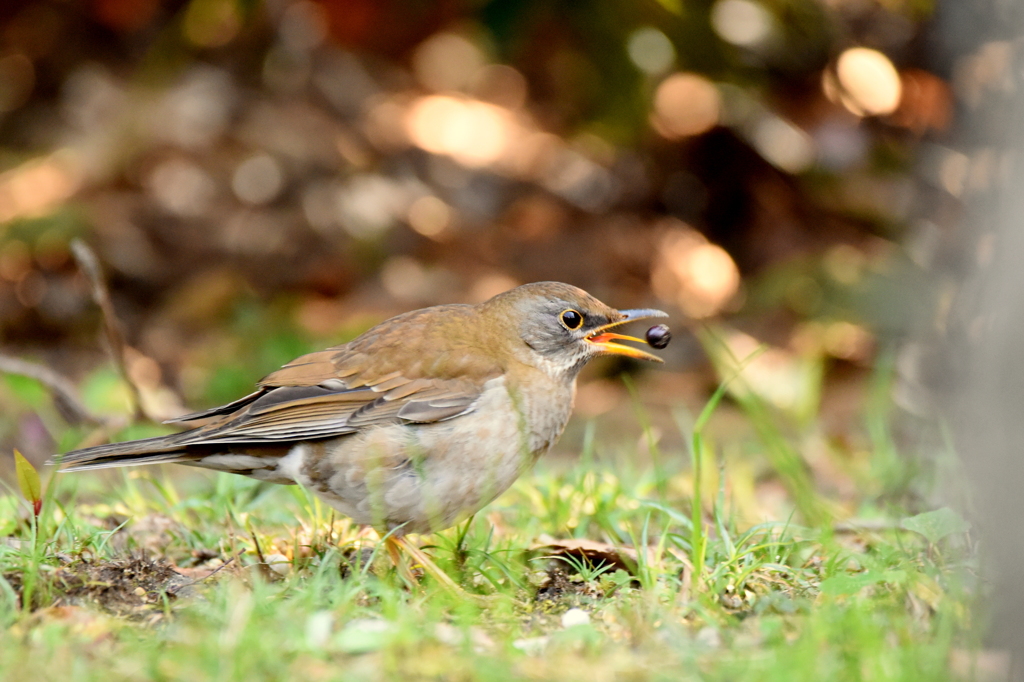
[48,433,198,472]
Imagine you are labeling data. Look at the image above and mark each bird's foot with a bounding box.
[383,536,498,607]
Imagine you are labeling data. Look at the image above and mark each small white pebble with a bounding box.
[264,553,291,576]
[305,611,334,648]
[561,608,591,628]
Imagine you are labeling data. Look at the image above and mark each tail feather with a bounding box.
[48,433,198,472]
[57,452,199,472]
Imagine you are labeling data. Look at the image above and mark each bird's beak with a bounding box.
[585,308,669,362]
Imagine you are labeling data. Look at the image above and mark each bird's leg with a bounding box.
[381,535,500,606]
[384,535,420,585]
[383,535,466,596]
[394,537,465,594]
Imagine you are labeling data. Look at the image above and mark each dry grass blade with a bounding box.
[70,239,143,421]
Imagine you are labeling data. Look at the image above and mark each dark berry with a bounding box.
[646,324,671,349]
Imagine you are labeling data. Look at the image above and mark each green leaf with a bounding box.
[901,508,970,544]
[14,449,42,515]
[3,374,48,408]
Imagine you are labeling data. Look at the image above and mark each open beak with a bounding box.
[585,308,669,362]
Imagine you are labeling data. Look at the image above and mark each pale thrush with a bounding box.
[53,282,667,538]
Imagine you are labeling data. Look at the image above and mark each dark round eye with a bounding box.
[560,309,583,330]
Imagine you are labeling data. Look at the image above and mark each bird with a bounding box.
[51,282,667,586]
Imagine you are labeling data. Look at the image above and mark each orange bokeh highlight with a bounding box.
[0,152,82,224]
[405,95,515,168]
[651,73,721,139]
[651,222,740,318]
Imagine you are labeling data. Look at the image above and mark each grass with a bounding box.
[0,361,977,682]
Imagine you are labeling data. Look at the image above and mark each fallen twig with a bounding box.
[0,353,101,426]
[168,554,239,594]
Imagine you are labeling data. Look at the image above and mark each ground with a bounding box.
[0,371,979,682]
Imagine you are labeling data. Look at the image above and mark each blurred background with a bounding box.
[0,0,1007,520]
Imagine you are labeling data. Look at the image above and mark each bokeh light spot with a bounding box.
[833,47,902,116]
[711,0,773,47]
[381,256,429,302]
[651,223,740,318]
[750,115,816,173]
[470,273,520,303]
[407,195,452,238]
[412,32,486,93]
[627,27,676,76]
[148,158,216,218]
[405,95,512,167]
[232,154,284,205]
[336,174,414,239]
[939,149,969,196]
[0,152,82,223]
[652,73,721,139]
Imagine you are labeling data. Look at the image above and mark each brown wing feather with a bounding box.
[258,349,361,387]
[160,305,504,446]
[164,389,267,423]
[174,377,485,444]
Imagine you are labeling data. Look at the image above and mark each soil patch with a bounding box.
[5,554,190,617]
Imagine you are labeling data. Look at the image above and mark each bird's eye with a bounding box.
[560,309,583,330]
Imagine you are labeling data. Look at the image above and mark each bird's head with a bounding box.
[483,282,668,380]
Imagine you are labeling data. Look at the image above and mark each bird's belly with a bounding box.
[280,377,572,534]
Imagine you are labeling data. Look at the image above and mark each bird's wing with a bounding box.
[167,305,504,444]
[171,378,484,444]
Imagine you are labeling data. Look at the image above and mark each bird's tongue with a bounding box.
[589,331,645,346]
